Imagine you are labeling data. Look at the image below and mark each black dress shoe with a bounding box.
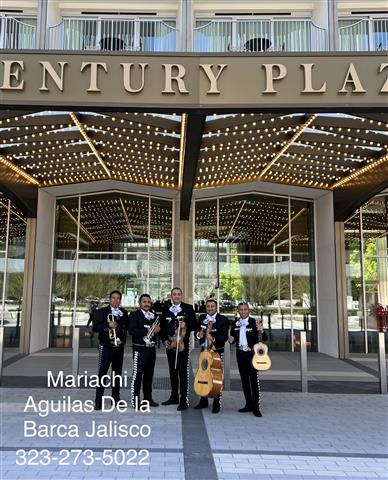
[238,405,253,413]
[194,400,208,410]
[177,403,188,411]
[147,399,159,407]
[253,410,262,417]
[162,397,179,406]
[212,404,221,414]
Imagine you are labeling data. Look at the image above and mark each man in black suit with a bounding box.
[93,290,128,410]
[128,294,161,408]
[194,298,229,414]
[160,287,196,411]
[229,302,267,418]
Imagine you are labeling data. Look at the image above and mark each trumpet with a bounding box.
[143,316,160,347]
[107,313,121,347]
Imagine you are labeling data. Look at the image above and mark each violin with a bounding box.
[168,315,187,369]
[194,320,223,398]
[169,315,186,352]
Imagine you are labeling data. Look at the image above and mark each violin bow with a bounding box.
[174,320,181,370]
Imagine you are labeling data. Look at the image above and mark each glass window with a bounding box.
[0,194,27,348]
[51,191,173,347]
[51,197,79,347]
[149,197,173,306]
[219,194,290,255]
[362,195,388,352]
[345,194,388,353]
[290,199,317,350]
[194,193,316,351]
[345,210,365,353]
[5,205,26,347]
[194,199,218,307]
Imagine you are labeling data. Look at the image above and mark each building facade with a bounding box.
[0,0,387,359]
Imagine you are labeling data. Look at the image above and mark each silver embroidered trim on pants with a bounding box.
[98,345,103,371]
[219,352,224,407]
[131,351,139,407]
[257,370,261,410]
[186,350,190,406]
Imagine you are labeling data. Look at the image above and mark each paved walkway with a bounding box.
[1,349,387,479]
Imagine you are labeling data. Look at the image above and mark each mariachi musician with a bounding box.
[128,293,161,408]
[194,298,229,414]
[93,290,128,410]
[160,287,196,411]
[229,302,267,417]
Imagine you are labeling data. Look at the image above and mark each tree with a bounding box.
[241,273,287,310]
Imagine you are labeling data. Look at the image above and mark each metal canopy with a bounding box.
[0,110,387,220]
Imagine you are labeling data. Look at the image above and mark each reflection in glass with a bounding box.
[0,199,7,315]
[79,192,149,252]
[76,253,148,324]
[5,207,26,347]
[194,193,316,351]
[51,191,173,347]
[345,210,364,352]
[219,194,290,255]
[51,197,79,347]
[219,253,292,350]
[290,199,317,350]
[194,199,218,305]
[362,195,388,352]
[149,198,173,305]
[345,195,388,353]
[0,194,27,347]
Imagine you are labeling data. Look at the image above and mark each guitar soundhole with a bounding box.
[201,359,208,370]
[259,349,264,355]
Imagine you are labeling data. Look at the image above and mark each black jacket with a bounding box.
[196,313,229,351]
[93,305,128,347]
[160,302,196,346]
[230,316,268,349]
[128,309,159,347]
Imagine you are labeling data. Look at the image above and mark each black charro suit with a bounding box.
[93,305,129,404]
[128,309,159,406]
[160,302,196,406]
[196,312,229,352]
[230,316,268,414]
[195,312,229,410]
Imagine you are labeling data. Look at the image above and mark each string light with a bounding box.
[332,151,388,189]
[0,154,40,185]
[69,112,111,178]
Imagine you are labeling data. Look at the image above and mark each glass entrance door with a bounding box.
[194,192,316,351]
[50,191,173,347]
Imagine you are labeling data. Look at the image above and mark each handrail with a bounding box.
[194,17,328,52]
[50,17,178,31]
[47,16,178,51]
[194,18,327,31]
[338,19,366,30]
[0,16,37,50]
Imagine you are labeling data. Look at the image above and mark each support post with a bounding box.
[378,332,387,394]
[223,341,231,391]
[0,326,4,386]
[300,331,308,392]
[72,327,80,377]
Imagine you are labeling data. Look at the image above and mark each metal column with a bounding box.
[72,327,80,377]
[378,332,387,394]
[223,341,231,391]
[0,326,4,386]
[300,331,308,392]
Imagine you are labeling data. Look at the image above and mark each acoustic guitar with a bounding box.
[194,320,224,398]
[251,317,271,371]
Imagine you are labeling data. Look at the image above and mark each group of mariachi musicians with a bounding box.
[93,287,267,418]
